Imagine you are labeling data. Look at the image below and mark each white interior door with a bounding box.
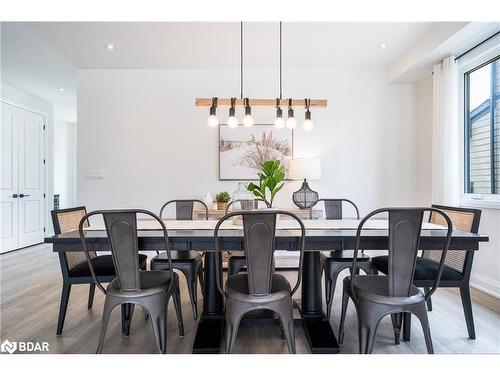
[1,103,19,252]
[0,102,46,252]
[17,108,45,248]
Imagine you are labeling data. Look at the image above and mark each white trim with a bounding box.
[470,274,500,299]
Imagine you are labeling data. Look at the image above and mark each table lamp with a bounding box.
[288,157,322,209]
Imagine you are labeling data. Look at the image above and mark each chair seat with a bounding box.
[322,250,371,262]
[151,251,202,263]
[226,274,291,303]
[107,270,177,298]
[372,256,464,281]
[69,254,147,277]
[343,275,424,305]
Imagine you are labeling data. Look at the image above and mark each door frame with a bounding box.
[1,99,48,250]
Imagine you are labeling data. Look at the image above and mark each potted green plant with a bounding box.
[215,191,231,211]
[247,160,285,208]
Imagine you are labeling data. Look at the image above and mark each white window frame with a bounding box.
[458,42,500,210]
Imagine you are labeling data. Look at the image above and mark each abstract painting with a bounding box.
[219,124,293,180]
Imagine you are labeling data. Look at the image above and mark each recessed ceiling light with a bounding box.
[106,43,115,50]
[378,43,387,49]
[58,87,65,92]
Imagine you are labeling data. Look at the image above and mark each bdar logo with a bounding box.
[1,340,17,354]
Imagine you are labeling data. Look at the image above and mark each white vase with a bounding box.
[202,192,213,207]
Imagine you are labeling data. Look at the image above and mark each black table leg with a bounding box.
[192,252,224,353]
[299,251,340,353]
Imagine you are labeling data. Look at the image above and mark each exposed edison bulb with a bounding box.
[303,119,314,131]
[274,116,285,129]
[286,117,296,129]
[243,114,254,127]
[227,116,239,128]
[207,115,219,127]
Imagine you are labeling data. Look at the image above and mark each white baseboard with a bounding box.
[470,273,500,299]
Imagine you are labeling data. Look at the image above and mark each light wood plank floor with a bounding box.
[1,244,499,354]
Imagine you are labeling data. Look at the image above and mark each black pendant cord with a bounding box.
[240,21,243,100]
[279,21,282,100]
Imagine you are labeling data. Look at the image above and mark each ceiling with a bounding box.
[30,22,434,69]
[2,22,498,124]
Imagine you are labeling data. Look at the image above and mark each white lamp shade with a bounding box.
[288,158,322,180]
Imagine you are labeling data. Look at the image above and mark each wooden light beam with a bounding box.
[195,98,327,108]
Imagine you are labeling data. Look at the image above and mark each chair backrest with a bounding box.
[351,207,452,300]
[159,199,208,220]
[309,198,360,220]
[422,205,481,275]
[51,206,96,271]
[225,199,270,214]
[214,210,306,297]
[78,209,174,294]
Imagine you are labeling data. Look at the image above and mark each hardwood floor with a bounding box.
[1,244,499,354]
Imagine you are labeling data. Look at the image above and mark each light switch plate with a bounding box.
[85,170,104,179]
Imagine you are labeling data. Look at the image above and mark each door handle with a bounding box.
[19,194,30,198]
[12,194,19,198]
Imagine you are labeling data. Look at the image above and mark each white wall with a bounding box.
[1,82,54,235]
[415,75,500,298]
[77,68,417,215]
[54,119,77,208]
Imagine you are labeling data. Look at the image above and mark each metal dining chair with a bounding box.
[78,209,184,354]
[214,210,306,353]
[225,198,270,276]
[150,199,207,319]
[51,206,148,335]
[338,207,453,354]
[372,204,481,340]
[309,199,373,319]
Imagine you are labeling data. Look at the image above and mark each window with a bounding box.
[464,56,500,197]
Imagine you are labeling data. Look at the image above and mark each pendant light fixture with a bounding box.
[207,97,219,127]
[227,98,238,128]
[198,22,327,127]
[286,98,296,129]
[243,98,254,127]
[303,98,314,131]
[274,98,285,128]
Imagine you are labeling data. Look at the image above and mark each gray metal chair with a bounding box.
[309,199,373,319]
[214,210,306,354]
[338,207,453,354]
[372,204,481,340]
[78,209,184,354]
[150,199,207,319]
[51,206,148,335]
[225,199,270,276]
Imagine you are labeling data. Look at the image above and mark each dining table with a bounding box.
[45,217,489,354]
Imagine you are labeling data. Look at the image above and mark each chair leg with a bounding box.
[411,303,434,354]
[403,312,412,341]
[56,283,72,335]
[146,301,168,354]
[460,287,476,339]
[338,286,349,345]
[97,297,117,354]
[225,302,243,354]
[197,262,204,295]
[276,303,296,354]
[390,313,403,345]
[88,283,96,309]
[172,284,185,337]
[357,308,380,354]
[121,303,135,336]
[180,269,198,320]
[424,288,433,311]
